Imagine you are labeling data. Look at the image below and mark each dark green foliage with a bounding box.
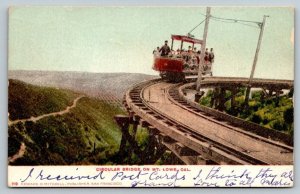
[199,87,294,134]
[284,107,294,124]
[288,88,294,98]
[135,127,149,148]
[224,90,232,100]
[272,120,285,131]
[8,79,76,120]
[8,80,125,165]
[8,126,22,157]
[284,107,294,136]
[111,126,172,165]
[199,89,213,107]
[155,151,178,165]
[251,90,263,100]
[250,114,262,124]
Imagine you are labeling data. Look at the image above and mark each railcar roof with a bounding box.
[171,35,203,44]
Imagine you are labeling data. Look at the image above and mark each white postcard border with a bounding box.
[8,165,293,188]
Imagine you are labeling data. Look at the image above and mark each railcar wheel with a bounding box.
[165,72,173,82]
[174,72,185,82]
[166,72,184,83]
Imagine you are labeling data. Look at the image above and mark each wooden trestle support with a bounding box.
[114,114,216,165]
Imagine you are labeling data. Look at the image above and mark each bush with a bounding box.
[271,120,285,131]
[288,88,294,98]
[251,91,262,100]
[250,114,261,124]
[200,96,212,107]
[199,86,294,134]
[284,107,294,124]
[135,127,149,148]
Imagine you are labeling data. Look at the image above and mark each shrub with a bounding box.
[284,107,294,124]
[250,114,261,124]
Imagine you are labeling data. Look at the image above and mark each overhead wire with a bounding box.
[187,12,262,36]
[235,22,261,29]
[210,17,260,29]
[188,15,209,34]
[211,15,262,25]
[197,12,262,29]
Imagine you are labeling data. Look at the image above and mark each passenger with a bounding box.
[209,48,215,63]
[153,46,160,57]
[181,49,187,61]
[169,50,176,57]
[159,40,171,57]
[193,47,197,54]
[188,46,192,52]
[204,48,209,63]
[187,46,193,63]
[196,51,201,64]
[175,49,181,57]
[191,54,197,69]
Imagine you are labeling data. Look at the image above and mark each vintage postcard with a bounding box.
[8,6,294,187]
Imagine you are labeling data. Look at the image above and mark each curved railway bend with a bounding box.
[116,78,293,165]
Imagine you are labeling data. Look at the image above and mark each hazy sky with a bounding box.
[9,6,294,79]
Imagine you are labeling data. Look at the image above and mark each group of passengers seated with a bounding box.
[153,40,215,71]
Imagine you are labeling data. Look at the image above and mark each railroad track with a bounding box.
[123,79,293,165]
[198,76,294,89]
[168,84,293,150]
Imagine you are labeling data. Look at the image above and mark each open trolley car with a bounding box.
[153,35,213,82]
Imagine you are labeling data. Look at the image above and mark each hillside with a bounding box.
[9,79,77,121]
[8,80,125,165]
[8,70,158,102]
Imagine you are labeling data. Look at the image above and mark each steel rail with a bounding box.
[123,77,293,165]
[125,81,262,164]
[177,81,293,146]
[125,80,248,164]
[168,84,293,151]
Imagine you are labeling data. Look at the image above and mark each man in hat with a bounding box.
[159,40,171,57]
[209,48,215,63]
[204,48,209,63]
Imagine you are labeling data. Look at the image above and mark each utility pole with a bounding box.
[244,15,268,106]
[196,7,211,92]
